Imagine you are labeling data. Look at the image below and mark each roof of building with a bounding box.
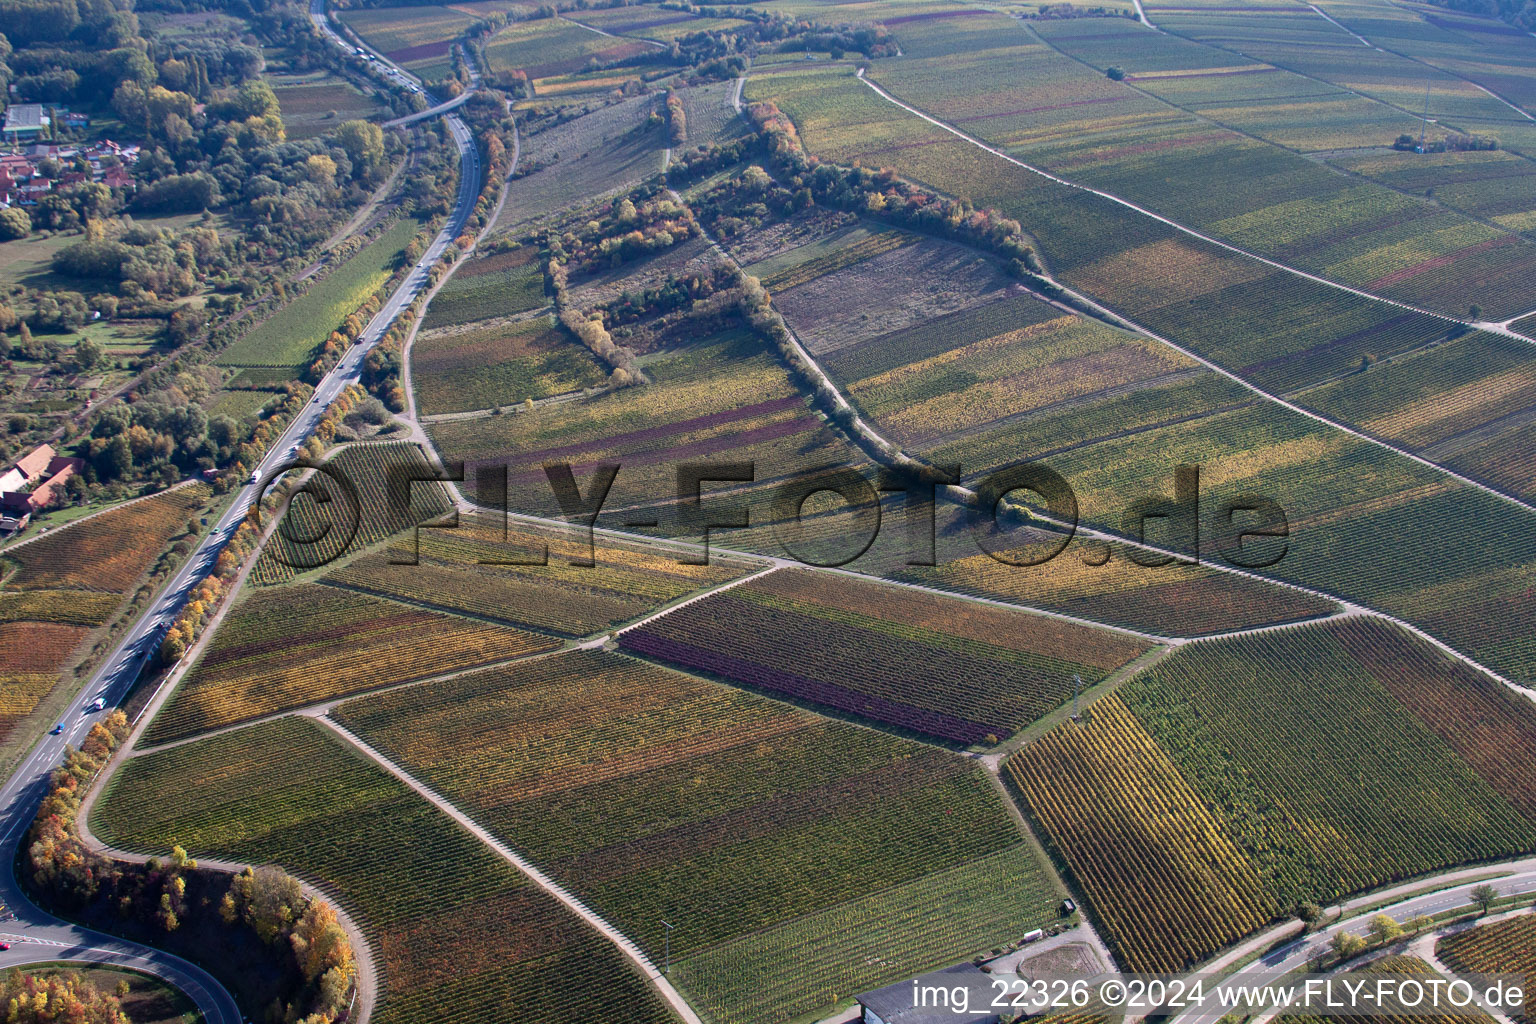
[3,104,47,133]
[13,444,56,481]
[858,964,1001,1024]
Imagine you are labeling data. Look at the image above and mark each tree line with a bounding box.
[26,711,357,1024]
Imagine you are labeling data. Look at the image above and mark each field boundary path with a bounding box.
[316,716,706,1024]
[850,69,1536,520]
[72,772,381,1024]
[852,69,1531,343]
[671,82,1533,698]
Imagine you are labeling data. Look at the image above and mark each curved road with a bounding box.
[0,6,483,1020]
[1176,860,1536,1024]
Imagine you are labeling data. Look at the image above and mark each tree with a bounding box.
[0,206,30,240]
[1469,303,1483,320]
[335,120,385,178]
[1330,930,1366,961]
[95,433,132,480]
[0,967,130,1023]
[1107,66,1126,81]
[1295,901,1324,931]
[1471,884,1499,915]
[1367,914,1404,944]
[291,901,353,984]
[70,336,102,372]
[248,866,305,942]
[304,153,337,185]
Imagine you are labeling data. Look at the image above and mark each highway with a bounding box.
[308,0,479,126]
[0,4,483,1019]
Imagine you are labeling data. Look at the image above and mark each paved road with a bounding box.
[0,5,483,1018]
[309,0,480,126]
[1175,864,1536,1024]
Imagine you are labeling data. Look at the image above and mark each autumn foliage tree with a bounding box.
[26,717,357,1022]
[0,969,130,1024]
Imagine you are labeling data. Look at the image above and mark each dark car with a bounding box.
[49,724,63,736]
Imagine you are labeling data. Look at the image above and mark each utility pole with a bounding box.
[1418,77,1432,153]
[661,919,674,975]
[1072,674,1083,722]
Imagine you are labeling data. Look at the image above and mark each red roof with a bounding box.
[13,444,55,481]
[0,454,80,512]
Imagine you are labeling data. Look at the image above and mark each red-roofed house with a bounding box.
[0,444,83,513]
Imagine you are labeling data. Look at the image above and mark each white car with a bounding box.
[88,697,105,712]
[249,470,261,485]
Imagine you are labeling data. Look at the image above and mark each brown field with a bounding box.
[3,485,209,594]
[771,237,1016,355]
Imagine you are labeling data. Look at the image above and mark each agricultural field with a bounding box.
[205,388,279,422]
[1015,390,1536,680]
[767,234,1019,357]
[412,314,604,415]
[94,717,677,1024]
[672,845,1059,1024]
[43,2,1536,1014]
[2,485,209,594]
[268,70,386,139]
[1009,693,1273,973]
[427,325,870,525]
[494,96,666,234]
[1329,149,1536,235]
[333,650,1062,1024]
[777,12,1536,321]
[142,582,558,745]
[801,276,1200,450]
[571,5,747,42]
[335,3,538,79]
[217,218,424,372]
[619,567,1152,744]
[484,17,653,82]
[1439,916,1536,1023]
[323,511,752,636]
[564,235,727,312]
[672,80,751,148]
[0,484,208,752]
[419,245,546,330]
[249,442,454,586]
[1013,618,1536,971]
[1297,330,1536,500]
[749,64,1465,390]
[338,4,476,59]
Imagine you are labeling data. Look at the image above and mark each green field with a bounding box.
[95,717,677,1024]
[334,650,1061,1023]
[420,245,547,329]
[1013,618,1536,971]
[413,314,604,415]
[217,217,423,371]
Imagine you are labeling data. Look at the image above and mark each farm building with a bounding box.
[857,963,1003,1024]
[0,444,83,514]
